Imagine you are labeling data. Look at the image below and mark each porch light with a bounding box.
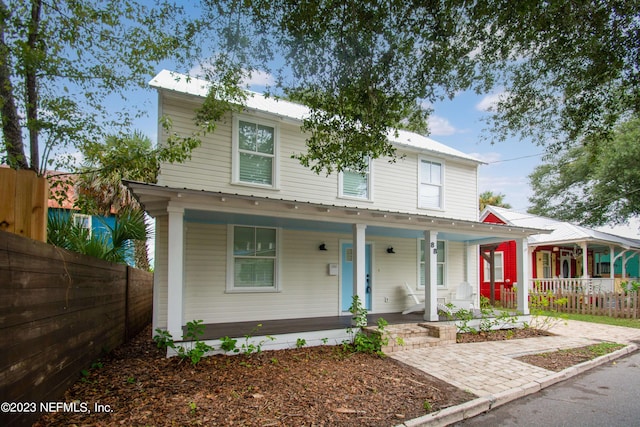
[319,243,327,251]
[386,247,395,254]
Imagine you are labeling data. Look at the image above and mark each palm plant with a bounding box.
[47,207,150,265]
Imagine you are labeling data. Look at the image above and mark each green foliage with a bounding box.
[620,281,640,294]
[479,295,491,310]
[153,328,175,350]
[188,1,640,175]
[348,295,368,327]
[47,207,149,266]
[529,118,640,226]
[153,320,213,366]
[219,336,239,353]
[479,191,511,212]
[0,0,201,174]
[238,324,275,356]
[295,338,306,349]
[344,296,389,356]
[177,320,214,365]
[423,400,432,412]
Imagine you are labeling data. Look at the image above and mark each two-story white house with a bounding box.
[127,70,541,348]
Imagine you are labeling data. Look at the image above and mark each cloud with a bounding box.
[476,91,509,112]
[428,115,457,136]
[243,69,275,88]
[188,62,274,89]
[469,151,502,164]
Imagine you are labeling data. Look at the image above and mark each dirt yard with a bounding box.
[33,326,621,427]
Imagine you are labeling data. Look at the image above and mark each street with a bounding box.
[457,350,640,427]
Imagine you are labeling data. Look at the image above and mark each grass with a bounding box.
[537,311,640,329]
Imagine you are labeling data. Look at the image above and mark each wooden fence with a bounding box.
[500,286,639,319]
[0,168,48,242]
[0,230,153,427]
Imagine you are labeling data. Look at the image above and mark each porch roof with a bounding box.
[126,181,549,243]
[482,205,640,251]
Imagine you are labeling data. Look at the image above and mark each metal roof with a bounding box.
[481,205,640,250]
[149,69,484,164]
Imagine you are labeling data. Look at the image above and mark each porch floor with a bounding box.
[190,312,451,341]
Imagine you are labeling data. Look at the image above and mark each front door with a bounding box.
[341,242,372,312]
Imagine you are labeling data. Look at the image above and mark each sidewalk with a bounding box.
[391,319,640,427]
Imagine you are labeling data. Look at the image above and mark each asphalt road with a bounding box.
[456,350,640,427]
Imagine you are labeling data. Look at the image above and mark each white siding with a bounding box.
[157,92,479,221]
[159,223,470,324]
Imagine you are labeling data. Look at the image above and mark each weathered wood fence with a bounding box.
[501,286,639,319]
[0,230,153,427]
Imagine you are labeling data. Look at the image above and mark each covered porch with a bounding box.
[127,181,542,344]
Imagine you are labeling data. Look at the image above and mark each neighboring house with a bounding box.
[480,206,640,300]
[127,70,544,346]
[47,173,136,264]
[47,173,117,238]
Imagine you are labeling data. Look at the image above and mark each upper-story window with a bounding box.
[233,115,279,188]
[418,158,443,209]
[339,160,371,200]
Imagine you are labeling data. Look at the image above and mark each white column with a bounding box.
[609,245,615,280]
[352,224,367,308]
[581,241,589,278]
[423,230,438,321]
[167,204,185,340]
[516,237,530,315]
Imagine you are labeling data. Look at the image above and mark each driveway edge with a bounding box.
[395,343,638,427]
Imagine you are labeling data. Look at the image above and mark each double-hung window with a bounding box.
[228,225,279,292]
[339,160,371,200]
[418,239,446,288]
[418,159,443,209]
[483,252,505,282]
[233,116,278,188]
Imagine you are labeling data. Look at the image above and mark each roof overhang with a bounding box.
[125,181,550,243]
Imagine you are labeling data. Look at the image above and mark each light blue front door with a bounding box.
[341,242,372,311]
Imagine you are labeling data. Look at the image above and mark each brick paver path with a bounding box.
[390,318,640,397]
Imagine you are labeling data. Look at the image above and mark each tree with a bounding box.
[479,191,512,212]
[189,1,639,174]
[74,130,193,269]
[0,0,199,174]
[528,117,640,226]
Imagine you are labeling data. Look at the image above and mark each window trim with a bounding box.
[226,224,281,293]
[418,157,444,210]
[231,114,280,189]
[417,239,446,289]
[72,213,92,237]
[338,159,373,201]
[483,251,505,282]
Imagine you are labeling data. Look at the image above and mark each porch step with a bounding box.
[363,322,457,354]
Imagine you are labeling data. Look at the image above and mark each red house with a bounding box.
[480,206,640,302]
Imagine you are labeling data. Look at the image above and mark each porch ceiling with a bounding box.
[125,180,548,243]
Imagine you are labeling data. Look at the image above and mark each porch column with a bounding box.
[423,230,438,321]
[581,241,589,278]
[516,237,530,315]
[352,224,367,309]
[609,245,615,281]
[167,205,185,340]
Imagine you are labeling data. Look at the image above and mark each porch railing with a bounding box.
[528,278,615,294]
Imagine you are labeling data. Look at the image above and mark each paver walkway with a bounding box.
[391,318,640,397]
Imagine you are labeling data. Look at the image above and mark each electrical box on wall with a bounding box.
[328,263,338,276]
